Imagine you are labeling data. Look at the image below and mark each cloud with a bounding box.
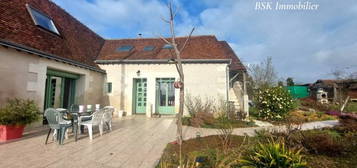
[53,0,170,38]
[190,0,357,82]
[53,0,357,83]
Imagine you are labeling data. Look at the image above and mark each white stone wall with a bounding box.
[0,47,106,111]
[98,63,229,116]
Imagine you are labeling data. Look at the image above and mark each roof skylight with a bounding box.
[143,46,155,51]
[26,4,60,35]
[162,44,173,49]
[117,45,133,52]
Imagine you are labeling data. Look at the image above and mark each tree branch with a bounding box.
[179,27,195,53]
[157,34,172,45]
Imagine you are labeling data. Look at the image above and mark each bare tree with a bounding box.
[159,1,194,166]
[331,67,357,80]
[248,56,278,89]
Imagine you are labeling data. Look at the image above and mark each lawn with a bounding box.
[345,102,357,113]
[157,115,357,168]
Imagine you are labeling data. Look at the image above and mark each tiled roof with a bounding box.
[97,35,246,71]
[0,0,104,71]
[0,0,245,72]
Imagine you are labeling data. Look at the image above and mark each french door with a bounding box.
[133,78,147,114]
[156,78,175,114]
[43,69,78,124]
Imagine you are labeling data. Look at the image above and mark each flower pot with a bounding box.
[0,125,25,142]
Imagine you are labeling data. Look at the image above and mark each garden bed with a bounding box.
[269,110,337,125]
[157,115,357,168]
[182,116,256,128]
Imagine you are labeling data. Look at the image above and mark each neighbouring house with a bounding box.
[310,79,357,102]
[0,0,247,124]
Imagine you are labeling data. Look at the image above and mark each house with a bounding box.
[96,36,246,116]
[0,0,246,123]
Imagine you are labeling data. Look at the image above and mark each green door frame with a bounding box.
[156,78,175,114]
[133,78,147,114]
[44,69,79,110]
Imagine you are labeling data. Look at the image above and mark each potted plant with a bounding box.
[0,98,40,142]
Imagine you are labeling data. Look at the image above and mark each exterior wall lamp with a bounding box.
[168,58,177,64]
[136,70,140,76]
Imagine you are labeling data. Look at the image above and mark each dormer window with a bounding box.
[163,44,174,49]
[117,45,133,52]
[143,46,155,51]
[26,4,60,35]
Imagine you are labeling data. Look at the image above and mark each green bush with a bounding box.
[0,98,40,125]
[240,140,307,168]
[255,86,296,120]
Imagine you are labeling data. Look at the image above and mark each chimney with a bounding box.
[138,33,142,39]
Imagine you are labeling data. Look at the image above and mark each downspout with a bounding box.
[243,71,249,118]
[226,61,231,119]
[226,60,232,102]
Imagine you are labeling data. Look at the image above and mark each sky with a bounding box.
[53,0,357,83]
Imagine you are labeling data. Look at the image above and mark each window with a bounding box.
[162,44,173,49]
[26,4,60,35]
[107,82,112,93]
[143,46,155,51]
[117,45,133,52]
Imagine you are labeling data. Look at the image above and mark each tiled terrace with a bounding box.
[0,116,177,168]
[0,116,338,168]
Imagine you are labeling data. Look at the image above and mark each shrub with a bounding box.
[255,86,296,120]
[0,98,40,125]
[300,98,339,112]
[240,139,307,168]
[185,95,214,117]
[215,99,238,120]
[190,112,215,127]
[301,130,345,156]
[325,110,341,116]
[336,114,357,132]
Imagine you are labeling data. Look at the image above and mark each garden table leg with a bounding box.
[74,123,78,141]
[56,129,61,145]
[60,127,66,145]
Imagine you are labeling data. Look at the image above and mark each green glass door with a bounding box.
[156,78,175,114]
[44,76,76,110]
[133,78,147,114]
[43,69,79,124]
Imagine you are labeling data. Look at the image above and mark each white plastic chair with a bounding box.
[103,107,114,131]
[95,104,100,110]
[77,105,92,134]
[53,108,71,140]
[87,104,92,111]
[79,109,104,140]
[78,105,84,112]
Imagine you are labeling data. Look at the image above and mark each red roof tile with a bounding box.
[0,0,104,69]
[0,0,245,72]
[97,35,246,71]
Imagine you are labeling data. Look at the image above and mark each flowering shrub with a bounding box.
[325,111,341,116]
[255,86,296,120]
